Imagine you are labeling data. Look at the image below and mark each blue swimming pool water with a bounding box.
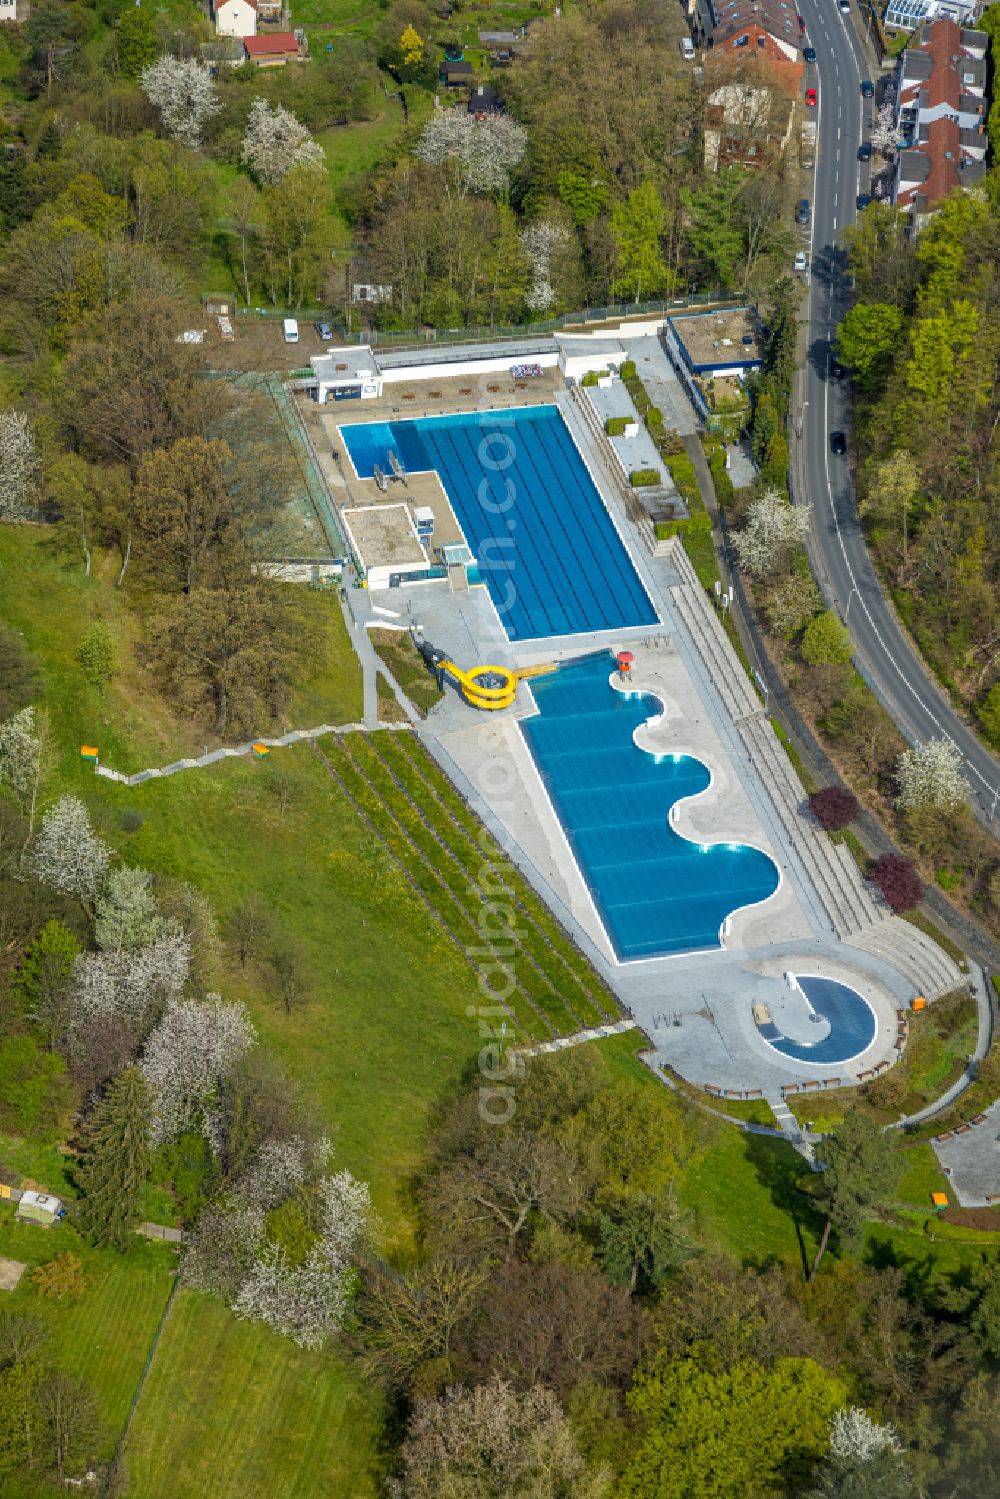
[339,406,657,641]
[520,653,781,959]
[756,975,877,1064]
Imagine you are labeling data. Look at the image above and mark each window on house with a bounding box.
[757,35,766,45]
[733,33,750,45]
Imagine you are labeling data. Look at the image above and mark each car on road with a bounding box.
[795,197,811,225]
[830,430,847,455]
[794,251,809,273]
[805,86,817,106]
[315,319,333,341]
[858,142,872,160]
[861,79,874,97]
[829,356,845,380]
[803,45,817,60]
[839,0,850,11]
[856,192,871,209]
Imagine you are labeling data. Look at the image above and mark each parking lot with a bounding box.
[199,314,341,373]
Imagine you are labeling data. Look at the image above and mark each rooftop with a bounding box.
[243,31,298,52]
[312,348,379,383]
[710,0,802,48]
[341,503,427,570]
[669,306,763,370]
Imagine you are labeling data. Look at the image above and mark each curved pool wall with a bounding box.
[519,653,781,960]
[755,974,877,1064]
[338,406,658,641]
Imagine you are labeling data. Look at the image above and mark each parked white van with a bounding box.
[679,36,696,59]
[283,319,299,344]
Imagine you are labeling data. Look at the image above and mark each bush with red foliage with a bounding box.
[809,786,860,832]
[868,853,922,913]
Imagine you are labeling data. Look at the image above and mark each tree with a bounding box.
[225,893,276,971]
[0,1361,39,1474]
[867,853,922,914]
[241,99,325,187]
[393,1378,612,1499]
[521,220,570,313]
[612,182,669,303]
[399,23,424,67]
[977,683,1000,748]
[906,299,978,402]
[361,1259,487,1395]
[0,412,39,522]
[23,2,79,97]
[870,101,898,158]
[414,112,528,198]
[804,1407,913,1498]
[861,451,919,566]
[226,179,261,308]
[267,941,310,1016]
[802,610,854,666]
[620,1355,846,1499]
[809,1109,904,1280]
[14,919,80,1050]
[31,1252,86,1301]
[132,436,236,595]
[682,173,745,291]
[895,737,969,814]
[140,58,221,149]
[75,1068,152,1251]
[29,797,110,911]
[94,867,161,954]
[835,303,904,388]
[141,995,256,1144]
[0,706,42,812]
[259,163,333,307]
[77,621,114,692]
[0,624,40,723]
[810,787,860,832]
[732,488,810,578]
[115,5,157,79]
[72,930,190,1030]
[231,1243,352,1350]
[35,1371,100,1481]
[598,1185,695,1293]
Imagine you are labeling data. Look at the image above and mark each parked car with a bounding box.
[858,142,872,160]
[839,0,850,12]
[282,318,299,344]
[830,430,847,455]
[315,319,333,340]
[794,250,809,273]
[861,79,874,97]
[795,198,811,225]
[805,86,818,106]
[856,192,871,210]
[679,36,696,59]
[804,45,817,60]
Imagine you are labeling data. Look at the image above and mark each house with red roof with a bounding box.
[243,31,302,66]
[893,19,988,223]
[708,0,804,96]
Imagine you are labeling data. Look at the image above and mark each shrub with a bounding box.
[120,809,145,834]
[801,609,853,666]
[581,369,609,387]
[865,1067,909,1111]
[659,428,686,457]
[619,359,637,380]
[809,786,860,831]
[868,853,922,913]
[77,621,115,694]
[709,448,735,508]
[936,867,961,891]
[630,468,660,488]
[666,454,701,511]
[0,1036,75,1140]
[32,1253,86,1302]
[645,406,664,435]
[605,416,629,436]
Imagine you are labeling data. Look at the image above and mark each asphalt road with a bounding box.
[793,0,1000,834]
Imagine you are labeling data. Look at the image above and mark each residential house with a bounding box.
[201,36,247,69]
[0,0,21,21]
[884,0,979,33]
[703,81,794,169]
[467,84,504,117]
[215,0,256,38]
[893,20,988,222]
[439,58,473,86]
[243,30,301,64]
[477,28,524,65]
[708,0,804,94]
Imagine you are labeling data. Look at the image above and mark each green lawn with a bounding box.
[896,1143,951,1209]
[0,1208,175,1494]
[122,1290,383,1499]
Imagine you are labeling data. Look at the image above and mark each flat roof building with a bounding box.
[664,306,763,430]
[310,348,382,402]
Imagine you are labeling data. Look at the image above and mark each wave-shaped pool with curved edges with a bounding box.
[520,653,780,959]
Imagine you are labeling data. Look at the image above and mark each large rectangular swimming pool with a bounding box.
[339,406,657,642]
[521,653,780,960]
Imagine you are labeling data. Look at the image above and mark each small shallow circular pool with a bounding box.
[755,974,877,1065]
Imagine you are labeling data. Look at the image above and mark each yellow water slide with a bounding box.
[439,660,555,711]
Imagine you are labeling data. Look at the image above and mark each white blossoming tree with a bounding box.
[30,796,111,908]
[233,1243,352,1350]
[829,1407,901,1463]
[870,101,898,158]
[895,737,969,814]
[241,98,326,185]
[238,1134,331,1210]
[184,1198,267,1302]
[414,110,527,197]
[73,930,190,1030]
[520,221,569,313]
[732,488,811,577]
[142,994,256,1144]
[141,57,221,149]
[319,1169,375,1268]
[0,411,40,522]
[0,706,41,805]
[94,866,162,954]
